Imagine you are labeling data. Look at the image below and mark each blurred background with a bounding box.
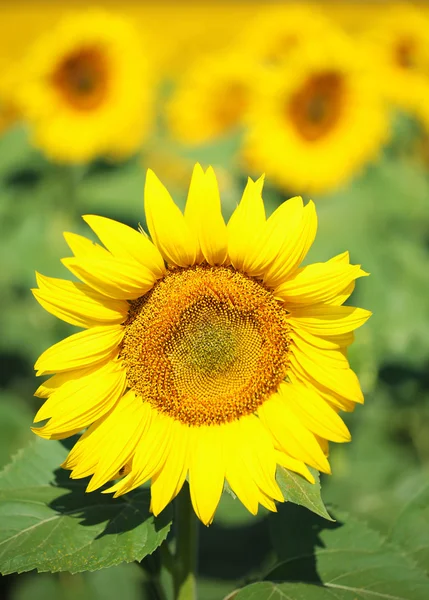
[1,1,429,598]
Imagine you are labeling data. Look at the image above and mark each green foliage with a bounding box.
[233,504,429,599]
[0,438,172,575]
[276,467,332,521]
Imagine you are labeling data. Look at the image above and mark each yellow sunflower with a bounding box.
[167,51,254,145]
[32,164,370,525]
[12,8,152,163]
[243,32,389,194]
[237,3,333,66]
[361,4,429,116]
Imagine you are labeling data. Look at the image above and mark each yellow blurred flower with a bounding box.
[238,3,332,66]
[12,9,153,163]
[167,51,254,145]
[243,32,389,194]
[361,4,429,116]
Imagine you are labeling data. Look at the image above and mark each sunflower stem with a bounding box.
[173,483,198,600]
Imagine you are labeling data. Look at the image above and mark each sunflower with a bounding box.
[361,4,429,117]
[167,51,254,145]
[32,164,370,525]
[242,32,389,195]
[12,9,152,163]
[237,3,333,66]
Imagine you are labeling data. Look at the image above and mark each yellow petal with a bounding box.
[82,215,166,279]
[32,361,126,438]
[289,367,357,413]
[275,261,367,305]
[235,415,283,502]
[33,273,127,329]
[62,255,156,300]
[227,175,266,272]
[256,488,278,513]
[275,450,315,484]
[150,421,191,516]
[263,200,318,288]
[222,423,259,515]
[258,392,331,474]
[63,232,108,259]
[289,305,372,336]
[241,196,304,277]
[289,352,364,404]
[85,392,151,491]
[107,409,174,497]
[291,334,350,370]
[35,364,101,398]
[291,324,354,351]
[35,325,123,375]
[279,382,351,443]
[144,169,197,267]
[189,426,225,525]
[185,165,227,266]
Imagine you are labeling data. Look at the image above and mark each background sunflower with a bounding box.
[1,2,429,600]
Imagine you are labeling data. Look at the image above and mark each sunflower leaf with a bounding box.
[233,505,429,599]
[387,483,429,576]
[0,437,172,575]
[276,466,333,521]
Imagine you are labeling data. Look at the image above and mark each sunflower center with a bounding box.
[288,71,344,142]
[52,47,109,111]
[213,82,248,132]
[395,38,416,69]
[120,265,290,426]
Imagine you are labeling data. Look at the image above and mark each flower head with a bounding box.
[32,165,370,525]
[243,31,389,194]
[168,51,253,145]
[12,9,152,163]
[361,4,429,116]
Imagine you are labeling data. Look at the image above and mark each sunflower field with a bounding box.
[1,2,429,599]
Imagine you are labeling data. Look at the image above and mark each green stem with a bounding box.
[173,483,198,600]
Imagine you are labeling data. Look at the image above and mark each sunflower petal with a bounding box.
[280,382,351,443]
[227,175,266,271]
[62,255,156,300]
[275,450,315,484]
[63,232,108,259]
[108,409,174,497]
[289,305,372,336]
[33,273,127,329]
[258,392,331,474]
[35,325,123,375]
[85,392,152,491]
[144,169,198,267]
[32,362,126,438]
[263,200,318,287]
[185,165,227,266]
[151,421,191,516]
[242,196,304,277]
[83,215,166,278]
[275,261,367,305]
[189,426,225,525]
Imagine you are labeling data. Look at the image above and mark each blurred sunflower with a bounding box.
[32,165,370,525]
[243,33,389,194]
[361,4,429,116]
[167,52,254,145]
[238,3,332,66]
[12,9,152,163]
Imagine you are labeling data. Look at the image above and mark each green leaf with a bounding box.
[234,505,429,599]
[0,437,172,575]
[276,466,333,521]
[387,483,429,575]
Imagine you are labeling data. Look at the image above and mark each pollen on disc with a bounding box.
[120,265,290,426]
